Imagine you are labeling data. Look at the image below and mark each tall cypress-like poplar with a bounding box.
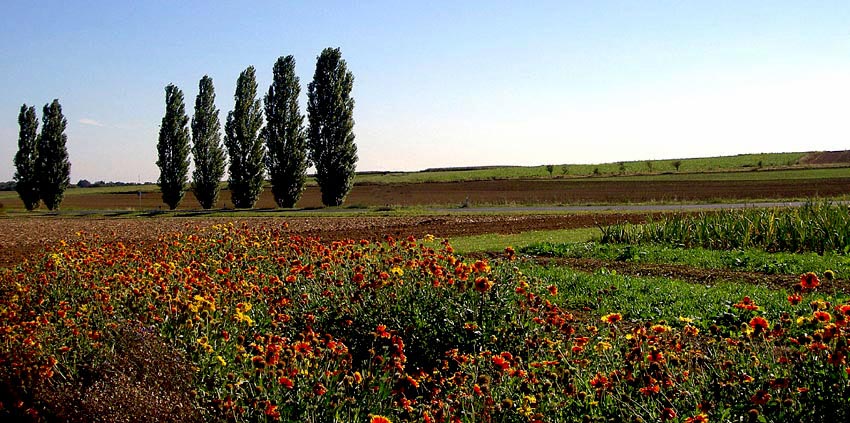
[307,47,357,206]
[264,56,308,208]
[14,104,40,210]
[156,84,191,210]
[191,76,226,209]
[224,66,265,209]
[36,99,71,211]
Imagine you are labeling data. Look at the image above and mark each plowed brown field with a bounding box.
[0,213,658,268]
[41,176,850,210]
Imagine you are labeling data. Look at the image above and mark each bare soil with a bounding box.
[0,213,654,268]
[40,176,850,210]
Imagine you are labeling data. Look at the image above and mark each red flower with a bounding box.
[492,355,510,371]
[787,294,802,305]
[661,408,677,422]
[684,413,708,423]
[750,389,771,405]
[474,277,493,293]
[647,349,665,363]
[749,316,769,334]
[601,313,622,324]
[265,402,280,419]
[371,416,392,423]
[814,311,832,323]
[589,372,609,389]
[639,384,660,395]
[278,376,294,389]
[734,296,759,311]
[800,272,820,290]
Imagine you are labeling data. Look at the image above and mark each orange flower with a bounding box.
[749,316,769,333]
[265,402,280,419]
[639,384,660,395]
[800,272,820,290]
[814,311,832,323]
[734,296,759,311]
[684,413,709,423]
[371,416,392,423]
[601,313,622,325]
[647,349,665,363]
[787,294,802,305]
[474,277,493,293]
[589,372,609,389]
[661,408,677,422]
[492,355,511,371]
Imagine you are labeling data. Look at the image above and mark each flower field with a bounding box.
[2,222,850,422]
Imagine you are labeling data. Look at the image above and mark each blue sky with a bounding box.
[2,1,849,182]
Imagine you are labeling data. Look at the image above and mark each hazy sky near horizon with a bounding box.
[2,1,850,182]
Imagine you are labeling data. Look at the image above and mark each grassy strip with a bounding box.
[450,228,597,254]
[520,262,842,330]
[522,241,850,277]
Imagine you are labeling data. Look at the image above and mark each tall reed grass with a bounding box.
[599,201,850,254]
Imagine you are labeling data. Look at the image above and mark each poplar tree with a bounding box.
[36,99,71,211]
[14,105,40,210]
[224,66,265,208]
[191,76,226,209]
[307,47,358,206]
[264,56,308,208]
[156,84,191,210]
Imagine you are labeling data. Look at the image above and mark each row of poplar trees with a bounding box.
[157,47,357,210]
[13,100,72,211]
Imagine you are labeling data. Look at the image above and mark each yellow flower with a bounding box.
[390,266,404,276]
[677,316,694,323]
[216,355,226,366]
[594,341,612,352]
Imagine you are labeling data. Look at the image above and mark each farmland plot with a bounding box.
[1,216,849,422]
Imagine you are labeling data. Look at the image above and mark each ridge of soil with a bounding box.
[0,213,656,268]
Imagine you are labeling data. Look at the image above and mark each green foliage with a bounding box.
[35,99,70,211]
[523,241,850,276]
[14,104,40,210]
[191,76,226,209]
[225,66,265,209]
[308,47,358,206]
[599,201,850,254]
[156,84,191,210]
[264,56,308,208]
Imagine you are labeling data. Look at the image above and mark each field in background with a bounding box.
[1,154,848,211]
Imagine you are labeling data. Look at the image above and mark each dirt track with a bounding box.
[0,213,656,268]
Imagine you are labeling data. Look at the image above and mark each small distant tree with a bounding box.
[77,179,92,188]
[560,165,569,175]
[618,162,626,175]
[36,99,71,211]
[225,66,265,209]
[308,47,358,206]
[264,55,308,208]
[191,76,226,209]
[672,160,682,172]
[545,164,554,177]
[156,84,191,210]
[14,104,40,210]
[645,160,653,172]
